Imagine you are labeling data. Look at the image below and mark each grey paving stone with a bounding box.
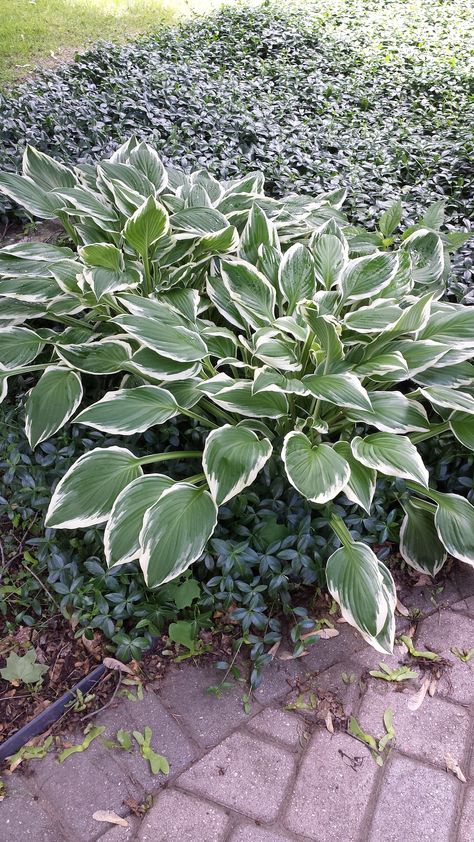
[253,658,304,704]
[358,685,470,767]
[100,690,199,789]
[137,788,229,842]
[415,610,474,704]
[159,663,253,747]
[306,659,368,715]
[246,707,305,748]
[29,739,142,842]
[458,785,474,842]
[0,776,64,842]
[294,623,366,674]
[453,561,474,602]
[177,731,296,822]
[396,576,461,617]
[367,755,459,842]
[230,825,296,842]
[95,815,140,841]
[284,730,379,841]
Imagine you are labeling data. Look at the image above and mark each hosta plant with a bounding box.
[1,138,473,655]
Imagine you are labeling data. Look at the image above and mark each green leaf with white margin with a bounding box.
[326,540,394,652]
[45,447,142,529]
[114,312,207,363]
[346,392,429,433]
[23,145,75,192]
[282,432,350,503]
[203,424,272,506]
[449,412,474,451]
[220,258,275,328]
[312,233,347,289]
[129,142,168,193]
[419,385,474,415]
[378,200,402,238]
[57,340,132,374]
[401,229,444,288]
[84,266,140,300]
[129,347,201,382]
[206,274,247,330]
[419,307,474,347]
[300,309,344,367]
[278,244,315,312]
[171,207,229,234]
[0,327,44,369]
[79,243,122,271]
[122,196,169,258]
[351,433,429,487]
[201,378,288,418]
[344,300,402,333]
[105,474,174,567]
[302,373,372,411]
[240,202,277,264]
[421,489,474,565]
[399,497,447,576]
[0,172,60,219]
[340,253,398,301]
[25,366,83,448]
[333,441,376,514]
[139,484,218,587]
[74,386,179,434]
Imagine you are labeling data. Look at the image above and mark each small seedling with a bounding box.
[167,620,211,662]
[285,693,318,712]
[102,729,133,751]
[119,677,144,702]
[7,736,54,772]
[65,688,96,713]
[369,662,417,682]
[451,647,474,663]
[0,649,49,687]
[57,725,105,763]
[347,708,395,766]
[341,672,357,685]
[400,635,441,661]
[133,727,169,775]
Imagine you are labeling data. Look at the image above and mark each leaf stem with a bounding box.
[136,451,201,466]
[409,421,450,444]
[329,514,354,547]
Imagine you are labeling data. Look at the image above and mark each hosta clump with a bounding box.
[1,139,473,655]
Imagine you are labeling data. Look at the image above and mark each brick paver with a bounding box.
[2,562,473,842]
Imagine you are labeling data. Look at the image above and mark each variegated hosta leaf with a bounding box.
[426,490,474,565]
[114,311,207,363]
[346,392,429,434]
[45,447,142,529]
[79,242,123,271]
[203,424,272,506]
[401,229,444,290]
[129,347,201,382]
[326,540,395,653]
[240,202,278,264]
[378,200,402,238]
[0,172,60,219]
[282,432,350,503]
[74,386,179,434]
[220,258,275,328]
[23,146,76,192]
[302,373,372,411]
[201,378,288,418]
[340,252,398,301]
[399,497,447,576]
[129,141,168,193]
[57,340,132,374]
[170,206,229,234]
[301,310,344,367]
[122,196,169,258]
[278,244,315,312]
[420,385,474,415]
[0,327,44,369]
[449,412,474,451]
[419,306,474,347]
[139,484,218,587]
[25,366,83,448]
[105,474,174,567]
[312,233,347,289]
[351,432,429,487]
[333,440,376,513]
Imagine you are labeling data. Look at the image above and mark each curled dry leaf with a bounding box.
[300,627,340,641]
[267,641,281,660]
[396,599,410,617]
[446,753,467,783]
[103,657,134,675]
[407,676,430,711]
[325,710,334,733]
[93,811,129,827]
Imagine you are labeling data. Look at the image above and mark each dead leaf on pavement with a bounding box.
[267,641,281,660]
[103,657,134,675]
[412,573,432,587]
[325,710,334,733]
[407,676,430,711]
[301,628,339,641]
[446,753,466,783]
[93,811,129,827]
[396,599,410,617]
[278,649,308,660]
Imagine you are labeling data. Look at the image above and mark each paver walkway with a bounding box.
[2,562,473,842]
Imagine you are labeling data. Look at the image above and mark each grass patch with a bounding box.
[0,0,225,85]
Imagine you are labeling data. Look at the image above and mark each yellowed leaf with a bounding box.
[92,811,129,827]
[446,753,466,783]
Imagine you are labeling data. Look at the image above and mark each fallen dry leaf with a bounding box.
[92,811,129,827]
[103,657,134,675]
[267,641,281,660]
[413,573,432,588]
[396,599,410,617]
[446,753,466,783]
[336,617,348,624]
[428,676,439,697]
[278,649,308,660]
[301,628,339,641]
[407,676,430,711]
[325,710,334,733]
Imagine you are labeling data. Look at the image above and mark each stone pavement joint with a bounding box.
[2,561,473,842]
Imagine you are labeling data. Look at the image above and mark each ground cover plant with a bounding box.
[0,0,473,297]
[1,140,473,665]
